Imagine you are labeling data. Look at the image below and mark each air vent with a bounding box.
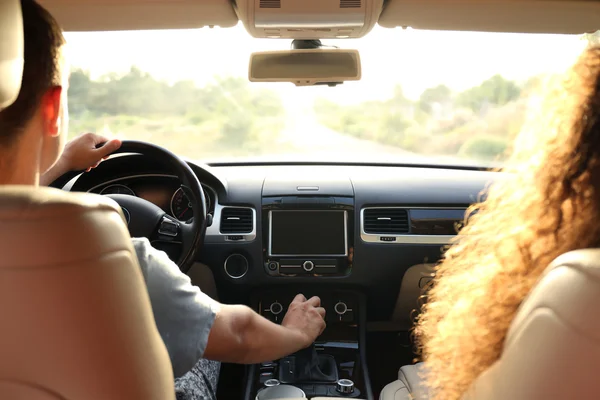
[260,0,281,8]
[220,207,253,234]
[340,0,361,8]
[363,208,409,234]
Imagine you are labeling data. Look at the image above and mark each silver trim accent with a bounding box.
[170,186,212,221]
[158,218,179,237]
[360,206,464,245]
[336,379,355,394]
[334,301,348,315]
[224,254,249,279]
[86,173,257,244]
[302,260,315,272]
[267,210,348,257]
[269,302,284,315]
[264,379,280,387]
[296,186,319,191]
[209,206,257,243]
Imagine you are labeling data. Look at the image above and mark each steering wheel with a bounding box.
[50,140,207,273]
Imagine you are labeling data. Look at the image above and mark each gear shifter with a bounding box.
[278,343,339,383]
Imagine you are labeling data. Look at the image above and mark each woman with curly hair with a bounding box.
[414,44,600,400]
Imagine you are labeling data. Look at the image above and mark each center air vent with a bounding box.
[220,207,254,234]
[340,0,361,8]
[363,208,409,234]
[260,0,281,8]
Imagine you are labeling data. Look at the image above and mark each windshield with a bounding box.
[64,26,594,166]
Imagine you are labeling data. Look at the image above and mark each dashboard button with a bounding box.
[302,260,315,272]
[267,261,279,271]
[334,301,348,315]
[270,302,284,315]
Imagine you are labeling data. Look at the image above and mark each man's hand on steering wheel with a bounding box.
[62,133,122,171]
[41,133,121,185]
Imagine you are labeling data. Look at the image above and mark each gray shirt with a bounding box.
[131,237,220,378]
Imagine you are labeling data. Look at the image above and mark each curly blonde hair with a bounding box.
[414,45,600,400]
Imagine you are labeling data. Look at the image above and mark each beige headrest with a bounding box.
[0,186,175,400]
[0,0,24,110]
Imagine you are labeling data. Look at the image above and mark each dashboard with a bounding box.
[64,154,497,327]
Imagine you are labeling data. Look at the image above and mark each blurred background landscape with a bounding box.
[68,67,540,163]
[67,31,600,165]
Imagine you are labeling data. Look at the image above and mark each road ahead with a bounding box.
[275,107,432,163]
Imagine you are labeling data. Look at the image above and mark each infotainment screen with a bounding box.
[269,210,347,257]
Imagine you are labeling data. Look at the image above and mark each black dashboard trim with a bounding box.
[208,160,493,172]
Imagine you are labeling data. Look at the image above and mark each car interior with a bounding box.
[1,0,600,399]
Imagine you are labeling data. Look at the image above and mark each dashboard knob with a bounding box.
[334,301,348,315]
[302,260,315,272]
[270,302,284,315]
[336,379,354,394]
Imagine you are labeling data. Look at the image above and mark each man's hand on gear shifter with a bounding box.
[281,294,327,348]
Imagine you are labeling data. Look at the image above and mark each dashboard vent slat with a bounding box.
[363,208,409,234]
[220,208,253,234]
[340,0,361,8]
[260,0,281,8]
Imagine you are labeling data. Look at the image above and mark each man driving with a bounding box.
[0,1,327,399]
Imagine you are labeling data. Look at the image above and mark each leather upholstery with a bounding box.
[382,249,600,400]
[463,249,600,400]
[0,186,175,400]
[0,0,24,110]
[379,363,427,400]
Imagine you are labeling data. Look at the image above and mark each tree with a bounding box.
[458,75,521,112]
[418,84,452,114]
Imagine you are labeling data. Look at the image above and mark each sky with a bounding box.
[64,23,587,104]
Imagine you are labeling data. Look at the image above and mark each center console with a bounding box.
[243,181,371,399]
[244,289,372,400]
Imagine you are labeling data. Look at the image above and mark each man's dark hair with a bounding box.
[0,0,65,147]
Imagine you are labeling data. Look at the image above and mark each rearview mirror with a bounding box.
[249,49,361,87]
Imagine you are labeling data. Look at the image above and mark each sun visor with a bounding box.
[378,0,600,34]
[38,0,238,31]
[0,0,24,110]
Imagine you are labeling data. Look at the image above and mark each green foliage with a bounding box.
[459,135,508,160]
[67,67,286,158]
[69,65,532,163]
[313,74,529,162]
[457,75,521,112]
[418,84,452,114]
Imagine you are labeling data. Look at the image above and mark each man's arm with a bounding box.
[40,133,121,186]
[204,295,326,364]
[136,237,325,376]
